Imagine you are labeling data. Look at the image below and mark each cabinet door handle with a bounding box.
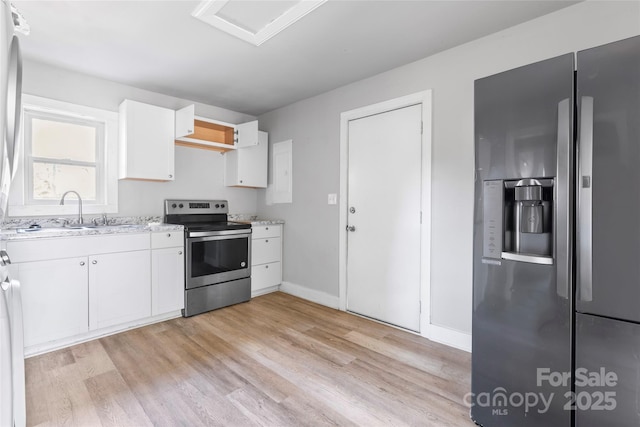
[169,174,173,179]
[265,265,269,269]
[167,233,171,237]
[92,260,97,265]
[178,251,183,255]
[80,261,85,266]
[265,227,269,230]
[265,239,269,243]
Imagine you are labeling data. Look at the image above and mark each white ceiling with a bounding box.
[13,1,578,116]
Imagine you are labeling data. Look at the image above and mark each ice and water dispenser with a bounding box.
[483,178,554,264]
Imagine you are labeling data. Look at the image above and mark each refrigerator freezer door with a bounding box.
[0,35,22,222]
[576,36,640,322]
[575,313,640,427]
[472,54,574,427]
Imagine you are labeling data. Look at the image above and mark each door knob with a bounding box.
[346,225,356,232]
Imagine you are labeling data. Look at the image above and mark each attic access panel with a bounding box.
[192,0,327,46]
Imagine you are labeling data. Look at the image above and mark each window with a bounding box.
[10,95,118,216]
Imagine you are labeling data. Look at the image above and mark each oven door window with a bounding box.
[190,236,249,277]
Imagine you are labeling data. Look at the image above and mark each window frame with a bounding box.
[9,94,118,217]
[24,109,105,205]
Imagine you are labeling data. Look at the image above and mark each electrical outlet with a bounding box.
[328,193,337,205]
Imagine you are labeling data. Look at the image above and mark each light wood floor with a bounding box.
[25,292,474,426]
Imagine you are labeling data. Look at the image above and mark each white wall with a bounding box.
[257,1,640,335]
[20,60,259,217]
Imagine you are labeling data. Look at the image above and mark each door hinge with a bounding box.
[421,121,424,134]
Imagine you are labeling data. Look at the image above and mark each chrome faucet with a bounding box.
[59,190,83,225]
[93,213,108,226]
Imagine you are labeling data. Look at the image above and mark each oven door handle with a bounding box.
[188,229,252,238]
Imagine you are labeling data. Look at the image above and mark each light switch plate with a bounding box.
[328,193,337,205]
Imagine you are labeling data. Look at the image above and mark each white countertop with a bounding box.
[244,219,285,226]
[1,223,182,241]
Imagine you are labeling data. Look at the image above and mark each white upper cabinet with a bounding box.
[119,99,175,181]
[235,120,259,148]
[224,131,268,188]
[175,104,195,137]
[174,104,259,152]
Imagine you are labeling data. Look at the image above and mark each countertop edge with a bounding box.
[1,224,183,241]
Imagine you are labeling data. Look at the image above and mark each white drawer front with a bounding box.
[151,231,184,249]
[252,237,281,265]
[6,233,150,263]
[252,262,281,291]
[252,224,281,239]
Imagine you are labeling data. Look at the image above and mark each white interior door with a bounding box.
[346,104,422,331]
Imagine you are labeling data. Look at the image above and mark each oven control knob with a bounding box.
[215,204,220,208]
[171,203,177,208]
[179,203,184,208]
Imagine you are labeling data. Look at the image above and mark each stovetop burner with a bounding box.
[163,199,251,232]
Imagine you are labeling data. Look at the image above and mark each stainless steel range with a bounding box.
[164,199,252,317]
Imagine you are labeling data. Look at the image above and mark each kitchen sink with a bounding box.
[72,224,142,229]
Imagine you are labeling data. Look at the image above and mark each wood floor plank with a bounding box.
[26,351,103,427]
[249,346,397,426]
[84,370,153,427]
[188,328,301,404]
[99,332,205,426]
[304,326,469,403]
[278,394,359,427]
[226,382,299,427]
[26,292,474,427]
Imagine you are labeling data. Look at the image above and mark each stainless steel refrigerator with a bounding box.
[472,35,640,427]
[0,1,27,426]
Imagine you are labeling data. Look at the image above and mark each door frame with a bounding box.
[338,90,432,336]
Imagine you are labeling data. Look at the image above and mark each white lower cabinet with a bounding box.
[251,225,282,295]
[15,257,89,348]
[6,231,183,354]
[151,231,185,315]
[252,261,282,292]
[89,250,151,330]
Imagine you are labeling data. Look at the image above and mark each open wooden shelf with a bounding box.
[174,119,236,152]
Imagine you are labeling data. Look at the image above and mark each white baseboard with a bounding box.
[279,281,340,309]
[275,282,471,353]
[426,323,472,353]
[251,285,280,298]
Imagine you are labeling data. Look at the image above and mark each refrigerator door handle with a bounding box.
[5,36,22,179]
[9,279,25,427]
[1,277,25,427]
[556,98,572,299]
[578,96,594,302]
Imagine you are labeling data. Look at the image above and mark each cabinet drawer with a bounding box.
[151,231,184,249]
[252,262,281,291]
[252,224,280,239]
[6,233,150,263]
[252,237,281,265]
